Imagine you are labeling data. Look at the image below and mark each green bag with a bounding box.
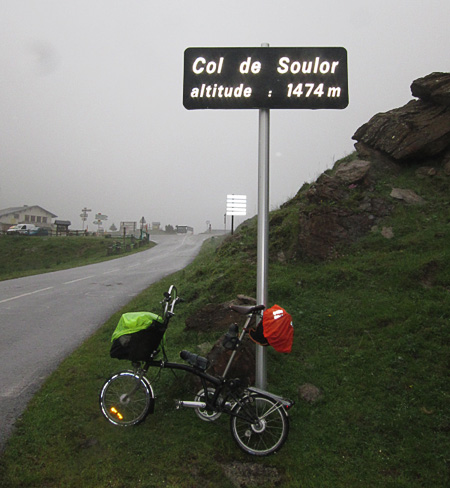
[110,312,165,361]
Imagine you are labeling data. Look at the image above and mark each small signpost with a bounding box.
[94,213,108,233]
[80,207,91,231]
[226,194,247,234]
[140,216,146,239]
[184,45,348,388]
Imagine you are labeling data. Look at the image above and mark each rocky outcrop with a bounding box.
[204,333,256,386]
[352,72,450,162]
[185,296,258,386]
[297,158,393,260]
[185,303,245,332]
[184,295,256,332]
[296,72,449,261]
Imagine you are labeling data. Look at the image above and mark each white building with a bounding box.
[0,205,57,232]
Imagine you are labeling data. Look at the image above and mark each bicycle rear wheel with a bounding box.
[100,371,153,426]
[230,394,289,456]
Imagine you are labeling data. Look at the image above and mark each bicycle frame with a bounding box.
[101,285,294,455]
[132,307,260,409]
[136,321,293,422]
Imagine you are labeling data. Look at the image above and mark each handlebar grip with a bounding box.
[180,350,191,361]
[180,350,209,370]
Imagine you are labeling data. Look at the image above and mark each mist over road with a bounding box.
[0,233,211,450]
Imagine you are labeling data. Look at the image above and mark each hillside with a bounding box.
[217,72,450,268]
[0,73,448,487]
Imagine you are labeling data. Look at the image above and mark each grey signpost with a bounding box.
[183,44,348,388]
[80,207,91,231]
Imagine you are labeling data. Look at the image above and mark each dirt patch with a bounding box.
[221,461,282,488]
[185,302,250,332]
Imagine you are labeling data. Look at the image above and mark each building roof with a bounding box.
[0,205,57,218]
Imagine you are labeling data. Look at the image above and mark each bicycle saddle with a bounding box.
[230,304,265,315]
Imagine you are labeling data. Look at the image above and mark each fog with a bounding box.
[1,0,449,234]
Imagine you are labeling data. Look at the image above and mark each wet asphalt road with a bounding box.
[0,233,211,451]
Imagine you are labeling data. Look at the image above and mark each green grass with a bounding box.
[0,156,449,487]
[0,235,154,280]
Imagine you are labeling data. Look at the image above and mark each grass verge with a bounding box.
[0,235,155,280]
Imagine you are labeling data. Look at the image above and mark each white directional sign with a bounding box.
[184,47,348,110]
[227,194,247,216]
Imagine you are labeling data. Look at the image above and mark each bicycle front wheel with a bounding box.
[230,394,289,456]
[99,371,153,426]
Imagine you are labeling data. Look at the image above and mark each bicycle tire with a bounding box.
[99,371,153,426]
[230,393,289,456]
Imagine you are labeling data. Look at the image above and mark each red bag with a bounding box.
[249,305,294,353]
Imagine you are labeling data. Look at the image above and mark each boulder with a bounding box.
[411,72,450,107]
[334,159,372,184]
[184,302,246,332]
[353,100,450,161]
[353,72,450,162]
[381,227,394,239]
[185,298,258,386]
[390,188,425,205]
[298,383,323,403]
[205,334,256,386]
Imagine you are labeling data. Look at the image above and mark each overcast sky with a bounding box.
[1,0,449,234]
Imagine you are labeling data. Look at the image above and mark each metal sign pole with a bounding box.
[183,43,348,389]
[256,45,270,388]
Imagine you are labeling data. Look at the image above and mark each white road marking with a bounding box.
[63,275,95,284]
[0,287,54,304]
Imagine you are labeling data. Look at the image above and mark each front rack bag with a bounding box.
[110,311,165,361]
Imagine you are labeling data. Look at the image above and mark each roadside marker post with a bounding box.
[183,44,348,388]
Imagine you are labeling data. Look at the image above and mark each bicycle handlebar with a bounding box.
[161,285,183,322]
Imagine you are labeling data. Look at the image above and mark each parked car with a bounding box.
[6,224,37,235]
[29,227,49,236]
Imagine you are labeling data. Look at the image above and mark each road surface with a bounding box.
[0,233,211,451]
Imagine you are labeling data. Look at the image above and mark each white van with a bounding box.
[6,224,37,235]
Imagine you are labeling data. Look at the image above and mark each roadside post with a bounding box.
[183,44,348,388]
[80,207,91,232]
[94,213,108,235]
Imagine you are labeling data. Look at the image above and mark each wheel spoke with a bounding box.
[230,395,289,456]
[100,372,152,426]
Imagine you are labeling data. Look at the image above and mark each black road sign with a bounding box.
[183,47,348,110]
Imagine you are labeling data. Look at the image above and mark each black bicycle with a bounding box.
[99,285,294,456]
